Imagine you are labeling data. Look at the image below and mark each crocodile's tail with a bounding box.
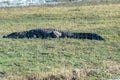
[71,33,105,41]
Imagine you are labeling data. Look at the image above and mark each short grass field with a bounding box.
[0,4,120,80]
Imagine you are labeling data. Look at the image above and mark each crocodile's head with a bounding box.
[3,32,19,38]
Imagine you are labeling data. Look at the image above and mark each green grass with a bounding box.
[0,4,120,80]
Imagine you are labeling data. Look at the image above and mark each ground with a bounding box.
[0,3,120,80]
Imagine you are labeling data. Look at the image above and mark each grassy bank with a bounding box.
[0,4,120,80]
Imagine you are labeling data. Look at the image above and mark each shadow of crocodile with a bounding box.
[3,28,105,41]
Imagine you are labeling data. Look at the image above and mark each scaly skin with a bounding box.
[3,28,104,41]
